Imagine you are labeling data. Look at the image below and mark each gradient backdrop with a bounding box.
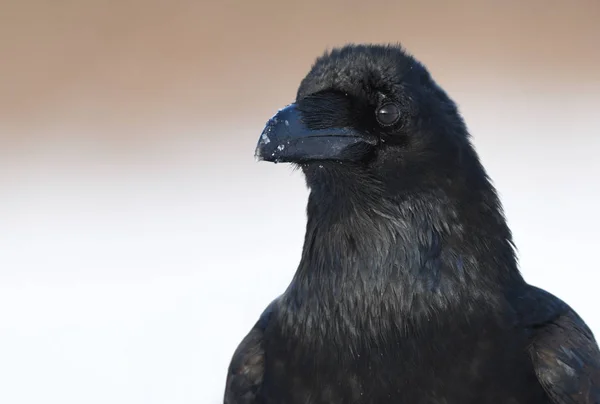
[1,1,599,403]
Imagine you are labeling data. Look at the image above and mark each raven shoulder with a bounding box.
[518,286,600,404]
[223,299,278,404]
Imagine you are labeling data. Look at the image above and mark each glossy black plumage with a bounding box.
[224,44,600,404]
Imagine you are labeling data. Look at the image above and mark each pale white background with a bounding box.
[1,1,599,403]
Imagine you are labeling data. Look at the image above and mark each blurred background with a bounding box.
[1,1,599,403]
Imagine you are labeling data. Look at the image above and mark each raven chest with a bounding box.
[258,324,551,404]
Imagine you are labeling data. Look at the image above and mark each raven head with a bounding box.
[255,44,482,196]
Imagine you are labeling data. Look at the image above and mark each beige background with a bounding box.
[0,1,599,404]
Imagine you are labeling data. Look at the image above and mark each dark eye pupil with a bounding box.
[376,103,400,125]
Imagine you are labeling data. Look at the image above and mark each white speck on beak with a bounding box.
[261,133,270,144]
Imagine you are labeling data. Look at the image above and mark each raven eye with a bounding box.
[376,103,400,126]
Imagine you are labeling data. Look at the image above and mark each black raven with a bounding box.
[224,44,600,404]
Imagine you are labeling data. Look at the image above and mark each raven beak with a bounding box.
[254,104,377,163]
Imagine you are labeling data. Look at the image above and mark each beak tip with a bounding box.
[253,131,267,161]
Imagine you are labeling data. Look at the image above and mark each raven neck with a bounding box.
[285,180,524,330]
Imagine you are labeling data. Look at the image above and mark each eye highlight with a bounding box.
[376,103,401,126]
